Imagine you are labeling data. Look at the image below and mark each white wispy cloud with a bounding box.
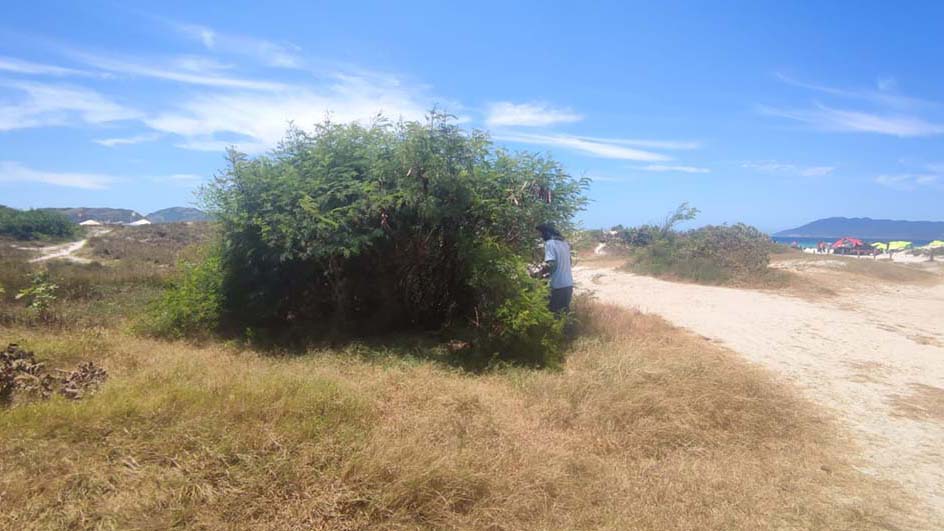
[640,164,710,174]
[758,103,944,137]
[485,102,583,127]
[763,74,944,137]
[575,136,700,150]
[494,132,670,161]
[798,166,835,177]
[0,81,141,131]
[741,161,835,177]
[151,173,205,187]
[0,56,87,76]
[0,161,208,190]
[773,72,935,109]
[585,174,629,182]
[0,161,118,189]
[174,22,303,69]
[145,73,433,153]
[874,174,940,191]
[68,51,287,91]
[94,133,162,147]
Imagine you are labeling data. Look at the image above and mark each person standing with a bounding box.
[536,223,573,315]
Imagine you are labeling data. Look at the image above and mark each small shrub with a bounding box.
[15,271,59,322]
[137,249,223,339]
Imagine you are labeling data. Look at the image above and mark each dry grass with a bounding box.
[0,298,906,529]
[83,222,216,266]
[891,384,944,423]
[771,253,940,287]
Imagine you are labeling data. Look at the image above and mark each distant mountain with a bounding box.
[146,207,210,223]
[44,207,143,224]
[775,217,944,240]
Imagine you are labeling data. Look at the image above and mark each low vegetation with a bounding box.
[0,206,78,240]
[607,203,784,286]
[0,125,912,528]
[0,282,901,529]
[85,222,216,265]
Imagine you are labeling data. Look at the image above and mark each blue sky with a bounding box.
[1,1,943,232]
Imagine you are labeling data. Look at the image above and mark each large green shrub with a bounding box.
[152,114,586,363]
[0,208,77,240]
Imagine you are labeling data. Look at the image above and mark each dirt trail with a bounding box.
[16,228,111,264]
[575,263,944,527]
[25,239,91,263]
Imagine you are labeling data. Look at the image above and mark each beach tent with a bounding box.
[888,241,913,251]
[832,237,860,248]
[831,237,864,249]
[79,219,102,226]
[831,237,873,255]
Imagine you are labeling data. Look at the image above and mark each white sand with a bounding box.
[575,264,944,527]
[25,238,91,263]
[16,228,111,264]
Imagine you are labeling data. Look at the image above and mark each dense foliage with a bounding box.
[154,114,586,364]
[620,204,774,285]
[0,207,77,240]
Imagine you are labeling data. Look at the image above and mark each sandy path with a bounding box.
[25,239,91,263]
[575,265,944,526]
[16,228,111,264]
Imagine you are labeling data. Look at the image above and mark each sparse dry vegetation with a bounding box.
[84,222,216,265]
[0,268,905,529]
[891,383,944,423]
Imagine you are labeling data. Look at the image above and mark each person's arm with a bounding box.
[544,241,558,275]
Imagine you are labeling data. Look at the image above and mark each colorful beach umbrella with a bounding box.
[832,237,864,248]
[888,241,913,251]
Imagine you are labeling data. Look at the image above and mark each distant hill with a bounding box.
[44,207,143,224]
[775,217,944,240]
[146,207,210,223]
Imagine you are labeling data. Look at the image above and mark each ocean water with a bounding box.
[771,236,934,249]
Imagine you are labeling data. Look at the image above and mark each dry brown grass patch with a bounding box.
[890,383,944,423]
[0,302,909,529]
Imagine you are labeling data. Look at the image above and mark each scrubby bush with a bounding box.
[623,205,774,285]
[150,114,586,364]
[137,250,224,339]
[15,271,59,322]
[0,208,77,240]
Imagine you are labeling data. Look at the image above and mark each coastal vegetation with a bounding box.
[147,114,586,366]
[609,204,780,286]
[0,245,896,528]
[0,206,77,241]
[0,121,906,529]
